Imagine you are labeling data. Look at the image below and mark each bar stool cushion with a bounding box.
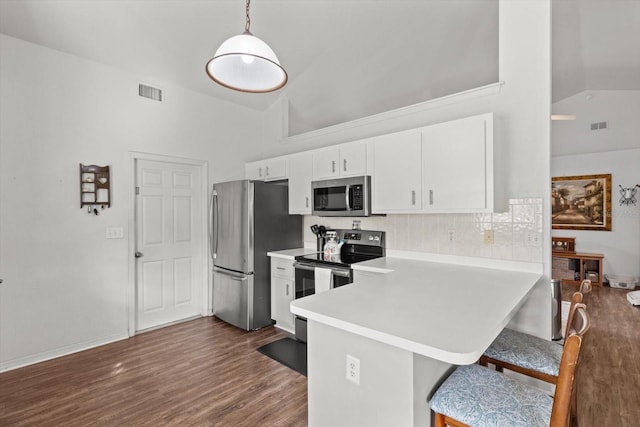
[483,328,563,377]
[430,364,553,427]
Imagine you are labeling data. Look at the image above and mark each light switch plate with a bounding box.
[106,227,124,239]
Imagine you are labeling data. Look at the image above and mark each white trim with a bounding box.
[282,82,504,145]
[127,151,209,337]
[0,333,128,373]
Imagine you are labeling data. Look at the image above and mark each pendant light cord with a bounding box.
[245,0,251,33]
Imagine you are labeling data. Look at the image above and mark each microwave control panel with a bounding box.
[351,184,364,210]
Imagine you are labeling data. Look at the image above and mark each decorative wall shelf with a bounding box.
[80,164,110,213]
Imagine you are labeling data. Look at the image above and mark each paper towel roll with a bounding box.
[314,267,333,293]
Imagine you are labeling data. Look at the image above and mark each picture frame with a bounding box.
[551,174,612,231]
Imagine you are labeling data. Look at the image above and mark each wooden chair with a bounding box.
[478,279,591,384]
[578,279,591,304]
[430,305,589,427]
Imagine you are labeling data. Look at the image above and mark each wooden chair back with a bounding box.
[563,292,584,338]
[579,279,592,304]
[550,331,585,426]
[566,303,589,338]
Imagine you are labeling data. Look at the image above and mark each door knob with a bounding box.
[135,251,143,258]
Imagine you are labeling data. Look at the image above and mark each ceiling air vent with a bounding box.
[590,121,608,131]
[138,83,163,102]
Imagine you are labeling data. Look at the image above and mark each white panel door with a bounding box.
[135,159,202,331]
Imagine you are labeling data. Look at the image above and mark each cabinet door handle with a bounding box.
[286,284,289,297]
[135,251,143,258]
[411,190,416,206]
[265,166,270,177]
[343,159,347,172]
[331,160,336,173]
[429,189,434,205]
[258,167,262,177]
[276,267,286,271]
[306,196,309,208]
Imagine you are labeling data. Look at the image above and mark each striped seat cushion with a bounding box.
[430,364,553,427]
[484,328,563,376]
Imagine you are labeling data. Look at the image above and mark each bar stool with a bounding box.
[478,279,591,384]
[430,305,589,427]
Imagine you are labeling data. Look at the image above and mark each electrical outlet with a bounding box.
[346,355,360,385]
[484,229,495,245]
[525,232,541,247]
[448,229,455,243]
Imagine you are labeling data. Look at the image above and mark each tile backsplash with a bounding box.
[303,198,543,263]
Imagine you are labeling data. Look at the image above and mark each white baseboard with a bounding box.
[0,332,129,373]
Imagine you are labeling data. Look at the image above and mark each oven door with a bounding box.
[293,261,352,342]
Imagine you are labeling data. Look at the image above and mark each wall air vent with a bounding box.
[138,83,163,102]
[590,121,608,131]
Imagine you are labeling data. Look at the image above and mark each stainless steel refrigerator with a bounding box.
[210,180,302,330]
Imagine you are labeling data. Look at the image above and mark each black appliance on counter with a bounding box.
[292,229,385,342]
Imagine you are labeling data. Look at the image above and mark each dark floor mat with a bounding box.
[257,337,307,376]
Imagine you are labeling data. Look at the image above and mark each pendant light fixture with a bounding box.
[205,0,287,93]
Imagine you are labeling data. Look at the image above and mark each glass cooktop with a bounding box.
[295,252,381,268]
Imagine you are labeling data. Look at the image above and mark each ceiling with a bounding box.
[1,0,639,138]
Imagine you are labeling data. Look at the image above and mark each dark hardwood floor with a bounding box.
[0,318,307,426]
[562,283,640,427]
[1,284,638,426]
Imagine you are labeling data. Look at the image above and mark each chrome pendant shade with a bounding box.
[206,0,287,93]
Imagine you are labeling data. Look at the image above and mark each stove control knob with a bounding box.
[374,236,380,241]
[368,235,374,241]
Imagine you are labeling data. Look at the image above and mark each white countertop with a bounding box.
[267,248,319,260]
[290,256,542,365]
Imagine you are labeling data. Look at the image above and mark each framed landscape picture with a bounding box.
[551,174,612,231]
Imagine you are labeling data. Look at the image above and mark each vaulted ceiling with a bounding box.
[1,0,639,138]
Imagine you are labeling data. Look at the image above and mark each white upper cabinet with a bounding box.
[371,130,423,213]
[313,141,367,180]
[287,152,313,215]
[422,113,494,212]
[245,112,499,214]
[245,157,287,181]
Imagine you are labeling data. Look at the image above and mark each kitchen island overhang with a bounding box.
[291,257,544,427]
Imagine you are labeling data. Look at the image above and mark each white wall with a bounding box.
[552,90,640,157]
[552,90,640,279]
[0,34,264,371]
[552,149,640,278]
[265,1,553,339]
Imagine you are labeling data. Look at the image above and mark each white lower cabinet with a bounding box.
[270,257,295,333]
[371,130,423,213]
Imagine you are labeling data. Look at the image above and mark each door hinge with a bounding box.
[135,186,140,195]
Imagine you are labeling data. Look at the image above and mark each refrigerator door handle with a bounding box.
[211,190,219,258]
[213,266,248,280]
[208,189,215,259]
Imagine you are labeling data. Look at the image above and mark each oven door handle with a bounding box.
[293,262,351,278]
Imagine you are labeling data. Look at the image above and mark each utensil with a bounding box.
[310,224,319,236]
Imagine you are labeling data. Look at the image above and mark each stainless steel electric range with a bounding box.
[292,229,385,342]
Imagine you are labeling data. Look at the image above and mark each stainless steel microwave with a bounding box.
[311,176,371,217]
